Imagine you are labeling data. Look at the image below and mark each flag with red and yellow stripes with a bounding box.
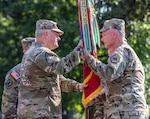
[77,0,103,106]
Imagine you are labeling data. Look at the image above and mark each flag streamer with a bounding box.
[77,0,102,106]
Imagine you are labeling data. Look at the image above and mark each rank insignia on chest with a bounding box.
[11,70,20,80]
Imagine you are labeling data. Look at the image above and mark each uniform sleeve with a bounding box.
[107,51,127,81]
[59,75,79,92]
[85,54,113,80]
[85,49,127,81]
[1,71,19,119]
[34,46,83,75]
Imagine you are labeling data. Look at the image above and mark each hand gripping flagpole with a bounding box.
[77,0,102,118]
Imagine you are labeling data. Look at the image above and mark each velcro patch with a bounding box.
[5,79,14,89]
[11,70,20,80]
[110,53,120,64]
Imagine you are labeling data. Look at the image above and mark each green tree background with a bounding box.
[0,0,149,119]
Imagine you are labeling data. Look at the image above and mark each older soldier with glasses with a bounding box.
[80,18,149,119]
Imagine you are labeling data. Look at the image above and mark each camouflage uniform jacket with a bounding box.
[85,42,148,118]
[1,63,21,119]
[17,42,82,119]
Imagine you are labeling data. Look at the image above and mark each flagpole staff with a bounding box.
[85,108,89,119]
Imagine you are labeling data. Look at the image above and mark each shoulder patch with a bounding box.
[110,53,120,64]
[5,78,14,89]
[11,70,20,80]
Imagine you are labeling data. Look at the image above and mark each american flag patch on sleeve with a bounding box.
[11,70,20,80]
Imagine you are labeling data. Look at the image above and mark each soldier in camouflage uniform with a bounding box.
[17,19,86,119]
[80,18,149,119]
[1,37,35,119]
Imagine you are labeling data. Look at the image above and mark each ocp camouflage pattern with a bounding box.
[1,64,21,119]
[17,42,82,119]
[85,42,149,118]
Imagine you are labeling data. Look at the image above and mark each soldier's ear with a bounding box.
[43,30,50,39]
[111,29,118,39]
[44,30,48,36]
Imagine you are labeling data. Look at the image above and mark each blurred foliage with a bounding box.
[0,0,150,118]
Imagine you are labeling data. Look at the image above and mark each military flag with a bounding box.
[77,0,103,107]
